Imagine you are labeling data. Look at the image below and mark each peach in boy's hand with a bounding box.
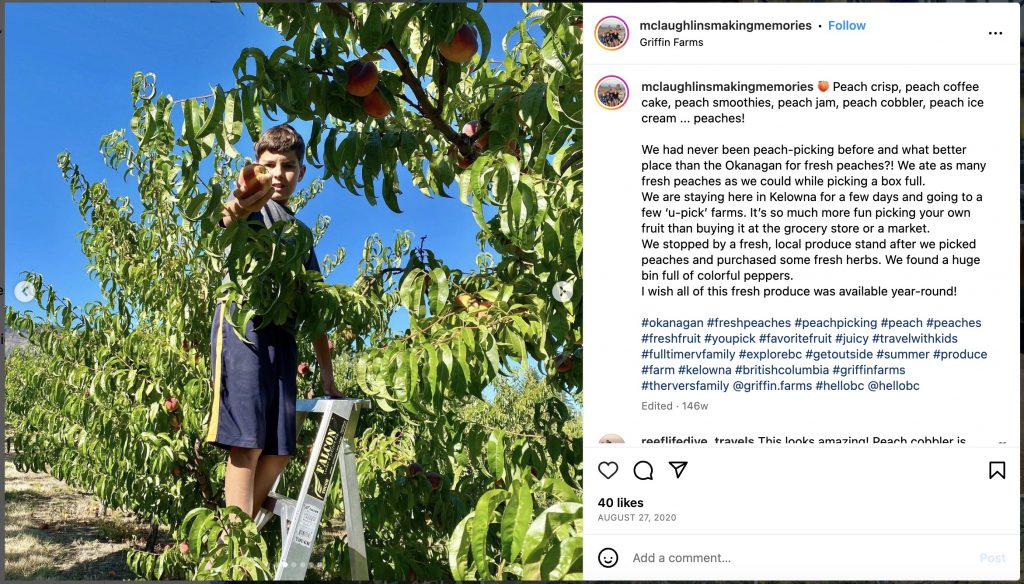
[232,163,273,211]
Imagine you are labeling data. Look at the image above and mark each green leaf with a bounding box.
[240,84,262,142]
[381,165,402,213]
[361,134,382,207]
[196,85,226,139]
[470,190,487,231]
[129,107,145,140]
[454,337,471,392]
[448,513,473,580]
[187,508,215,554]
[458,163,474,204]
[539,35,567,74]
[486,429,505,478]
[501,152,520,191]
[398,268,424,314]
[548,535,583,580]
[182,191,209,221]
[406,347,422,409]
[500,479,534,561]
[428,267,448,314]
[485,339,501,377]
[424,343,439,399]
[519,82,548,130]
[359,4,386,50]
[307,117,324,167]
[391,5,420,46]
[470,489,509,579]
[520,502,583,565]
[233,47,266,83]
[221,90,242,157]
[182,99,196,141]
[462,10,491,66]
[505,329,527,365]
[323,126,340,179]
[440,344,454,382]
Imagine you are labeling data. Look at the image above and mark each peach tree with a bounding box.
[5,2,582,580]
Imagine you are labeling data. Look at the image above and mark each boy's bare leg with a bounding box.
[226,447,262,518]
[252,455,292,517]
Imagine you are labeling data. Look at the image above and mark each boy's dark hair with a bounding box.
[255,123,306,163]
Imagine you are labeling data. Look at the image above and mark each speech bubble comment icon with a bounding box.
[633,460,653,480]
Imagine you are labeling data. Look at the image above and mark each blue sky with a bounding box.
[5,2,526,319]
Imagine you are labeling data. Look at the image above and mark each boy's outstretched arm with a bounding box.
[313,333,344,398]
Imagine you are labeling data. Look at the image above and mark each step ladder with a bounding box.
[254,397,371,580]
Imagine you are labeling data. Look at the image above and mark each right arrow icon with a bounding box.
[669,461,688,478]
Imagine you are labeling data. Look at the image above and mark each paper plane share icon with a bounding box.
[668,461,688,478]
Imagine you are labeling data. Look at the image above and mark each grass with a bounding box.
[3,457,155,580]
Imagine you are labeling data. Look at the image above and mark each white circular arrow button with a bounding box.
[552,280,573,302]
[14,281,35,303]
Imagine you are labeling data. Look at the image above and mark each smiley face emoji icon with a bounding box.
[598,547,619,568]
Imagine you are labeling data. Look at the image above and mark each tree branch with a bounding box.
[324,4,470,156]
[172,93,215,105]
[382,40,463,147]
[322,1,356,27]
[436,59,449,120]
[377,267,405,280]
[191,438,218,508]
[396,93,424,115]
[457,416,545,441]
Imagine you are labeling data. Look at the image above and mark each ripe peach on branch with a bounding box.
[554,352,573,373]
[426,471,443,491]
[451,144,474,169]
[345,61,379,97]
[163,397,179,413]
[438,24,478,63]
[462,120,488,150]
[363,89,391,118]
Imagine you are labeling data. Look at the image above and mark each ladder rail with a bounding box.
[273,402,335,579]
[338,404,369,579]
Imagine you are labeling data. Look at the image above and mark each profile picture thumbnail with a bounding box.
[596,16,628,50]
[599,433,625,444]
[595,76,628,110]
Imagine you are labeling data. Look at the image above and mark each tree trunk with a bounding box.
[145,518,159,552]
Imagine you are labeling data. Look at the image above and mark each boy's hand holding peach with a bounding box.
[232,163,274,212]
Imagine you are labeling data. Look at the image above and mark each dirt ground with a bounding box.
[2,453,340,581]
[3,456,159,580]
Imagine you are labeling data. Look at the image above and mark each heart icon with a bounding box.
[598,461,618,479]
[818,80,829,92]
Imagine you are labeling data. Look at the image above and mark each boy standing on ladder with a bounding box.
[204,123,344,518]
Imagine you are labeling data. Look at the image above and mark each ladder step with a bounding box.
[264,493,298,523]
[256,489,299,528]
[254,493,298,531]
